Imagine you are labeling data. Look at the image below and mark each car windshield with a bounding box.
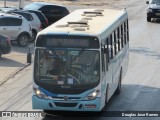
[33,11,46,21]
[0,7,17,12]
[24,3,41,10]
[34,49,100,87]
[151,0,160,4]
[13,12,33,21]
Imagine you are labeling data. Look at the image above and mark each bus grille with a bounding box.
[152,9,160,13]
[54,102,78,107]
[52,96,81,100]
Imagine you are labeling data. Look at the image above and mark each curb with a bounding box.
[0,63,31,86]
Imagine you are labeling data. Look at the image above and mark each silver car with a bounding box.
[146,0,160,22]
[10,10,42,41]
[0,12,32,47]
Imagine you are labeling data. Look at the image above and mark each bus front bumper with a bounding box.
[32,95,102,112]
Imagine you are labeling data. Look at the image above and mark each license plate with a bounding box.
[156,13,160,16]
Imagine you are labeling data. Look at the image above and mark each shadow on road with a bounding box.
[11,42,34,54]
[12,46,28,54]
[130,47,160,60]
[41,84,160,120]
[0,57,24,67]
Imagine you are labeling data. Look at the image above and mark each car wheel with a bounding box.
[17,34,29,47]
[147,17,151,22]
[30,30,37,42]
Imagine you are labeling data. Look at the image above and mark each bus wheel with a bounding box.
[147,17,151,22]
[43,110,52,114]
[105,84,109,103]
[43,110,56,116]
[115,70,122,95]
[102,84,109,111]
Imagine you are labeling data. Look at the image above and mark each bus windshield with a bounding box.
[34,49,100,89]
[151,0,160,4]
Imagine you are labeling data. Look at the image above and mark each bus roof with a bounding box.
[38,9,128,38]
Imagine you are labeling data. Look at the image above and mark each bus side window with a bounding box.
[124,22,127,44]
[106,38,109,63]
[101,46,105,72]
[112,33,115,58]
[121,24,124,48]
[114,30,118,55]
[110,34,113,59]
[117,27,121,51]
[114,29,119,54]
[127,19,129,42]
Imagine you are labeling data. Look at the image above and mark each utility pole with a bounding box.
[19,0,24,9]
[4,0,6,7]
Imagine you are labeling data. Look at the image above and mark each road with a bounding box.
[1,0,160,119]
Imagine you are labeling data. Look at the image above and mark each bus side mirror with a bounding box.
[27,52,32,63]
[104,47,109,71]
[27,44,34,63]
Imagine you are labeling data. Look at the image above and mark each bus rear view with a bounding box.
[31,8,129,112]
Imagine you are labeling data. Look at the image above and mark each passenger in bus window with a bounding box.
[72,56,81,69]
[49,57,62,75]
[39,51,54,76]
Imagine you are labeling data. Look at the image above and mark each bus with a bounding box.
[28,8,129,112]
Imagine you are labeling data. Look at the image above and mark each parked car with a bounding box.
[8,10,42,41]
[0,12,32,47]
[146,0,160,22]
[0,35,11,58]
[25,10,49,29]
[0,7,49,29]
[24,2,70,25]
[0,7,18,12]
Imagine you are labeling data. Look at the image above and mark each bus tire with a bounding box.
[147,17,151,22]
[105,84,109,103]
[43,110,52,114]
[102,84,109,111]
[43,110,48,113]
[115,70,122,95]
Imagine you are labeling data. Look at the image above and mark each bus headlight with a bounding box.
[84,90,100,100]
[33,88,49,99]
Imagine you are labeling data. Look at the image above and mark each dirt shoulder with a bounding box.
[31,0,126,8]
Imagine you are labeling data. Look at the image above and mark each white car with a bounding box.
[10,10,42,42]
[0,12,32,47]
[24,2,70,25]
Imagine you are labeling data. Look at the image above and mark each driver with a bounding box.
[51,58,61,74]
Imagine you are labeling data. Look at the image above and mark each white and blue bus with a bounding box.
[29,8,129,112]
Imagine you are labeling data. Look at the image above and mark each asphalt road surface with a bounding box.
[1,0,160,120]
